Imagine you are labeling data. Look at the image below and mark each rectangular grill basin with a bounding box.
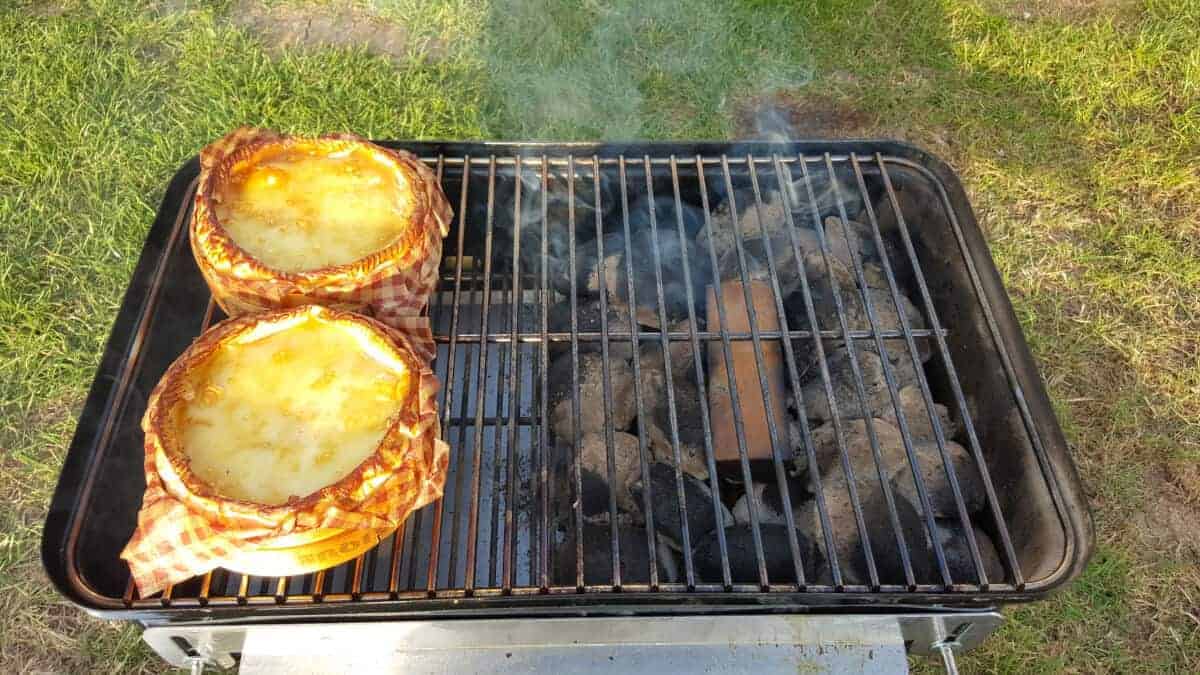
[43,141,1093,622]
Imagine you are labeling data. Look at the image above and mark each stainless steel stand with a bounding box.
[146,612,1002,673]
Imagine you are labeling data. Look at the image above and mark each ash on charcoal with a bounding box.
[512,167,624,297]
[696,189,792,274]
[821,216,892,268]
[547,296,635,360]
[631,463,731,549]
[792,235,892,294]
[573,431,646,515]
[872,178,940,240]
[692,523,821,585]
[809,418,909,478]
[890,440,986,518]
[612,219,698,326]
[647,422,709,481]
[697,198,822,305]
[514,213,599,303]
[637,342,710,479]
[548,449,639,528]
[548,352,636,441]
[660,319,701,376]
[807,417,985,520]
[573,467,608,519]
[798,347,919,423]
[553,523,680,585]
[785,171,865,222]
[800,470,933,586]
[879,384,961,442]
[810,285,926,336]
[786,417,811,475]
[730,475,810,527]
[560,209,700,330]
[933,519,1006,585]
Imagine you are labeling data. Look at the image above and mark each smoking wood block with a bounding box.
[706,280,789,464]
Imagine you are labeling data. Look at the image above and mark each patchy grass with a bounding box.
[1,0,1198,671]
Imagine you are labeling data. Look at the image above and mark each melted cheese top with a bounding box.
[215,146,411,272]
[178,317,409,505]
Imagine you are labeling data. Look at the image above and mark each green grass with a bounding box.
[2,0,1198,672]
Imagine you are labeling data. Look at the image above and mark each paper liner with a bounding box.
[120,306,447,596]
[190,127,452,326]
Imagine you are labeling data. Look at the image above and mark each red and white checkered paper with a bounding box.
[190,126,452,326]
[120,312,448,596]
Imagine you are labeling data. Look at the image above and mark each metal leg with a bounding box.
[938,643,959,675]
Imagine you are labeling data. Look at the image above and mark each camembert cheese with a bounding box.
[177,312,410,505]
[214,145,412,272]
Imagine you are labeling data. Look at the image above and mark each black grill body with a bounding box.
[43,141,1092,623]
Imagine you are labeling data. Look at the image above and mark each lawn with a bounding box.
[1,0,1197,672]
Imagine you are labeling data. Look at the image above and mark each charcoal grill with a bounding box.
[43,141,1092,672]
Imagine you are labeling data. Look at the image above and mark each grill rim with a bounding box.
[42,139,1094,620]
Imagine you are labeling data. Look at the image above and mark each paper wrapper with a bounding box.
[190,127,452,326]
[120,306,449,596]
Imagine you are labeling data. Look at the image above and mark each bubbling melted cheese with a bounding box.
[215,146,411,272]
[179,317,409,505]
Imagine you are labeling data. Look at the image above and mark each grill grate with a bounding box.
[45,142,1092,618]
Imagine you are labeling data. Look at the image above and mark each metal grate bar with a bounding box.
[742,156,811,587]
[640,156,689,587]
[419,155,915,168]
[444,167,479,588]
[566,155,586,590]
[443,262,483,589]
[848,154,981,584]
[596,158,626,589]
[790,156,884,587]
[669,156,726,589]
[537,155,551,591]
[502,156,524,592]
[485,271,511,589]
[617,157,662,588]
[421,155,449,595]
[875,155,1025,586]
[464,156,499,593]
[768,154,844,588]
[717,155,803,587]
[820,153,945,588]
[697,157,769,588]
[430,328,948,343]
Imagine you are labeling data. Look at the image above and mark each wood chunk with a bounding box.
[706,280,789,463]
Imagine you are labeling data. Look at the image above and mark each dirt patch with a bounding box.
[1168,454,1200,504]
[733,91,874,138]
[23,393,84,431]
[732,89,960,158]
[227,0,444,63]
[1130,468,1200,560]
[28,2,66,18]
[982,0,1141,22]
